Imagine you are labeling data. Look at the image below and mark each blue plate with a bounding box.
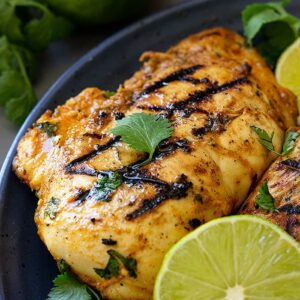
[1,0,299,299]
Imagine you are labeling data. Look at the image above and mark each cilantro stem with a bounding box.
[134,152,154,168]
[12,46,36,104]
[86,286,102,300]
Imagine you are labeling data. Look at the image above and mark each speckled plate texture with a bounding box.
[1,0,299,299]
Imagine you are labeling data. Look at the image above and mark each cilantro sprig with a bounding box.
[255,181,278,212]
[48,260,102,300]
[0,0,73,125]
[251,126,298,156]
[0,36,37,125]
[0,0,73,51]
[242,0,300,66]
[110,113,173,167]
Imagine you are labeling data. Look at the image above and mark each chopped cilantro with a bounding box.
[88,172,122,201]
[94,249,137,279]
[37,121,57,137]
[44,197,60,220]
[255,181,277,212]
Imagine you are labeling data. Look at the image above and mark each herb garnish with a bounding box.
[242,0,300,66]
[282,130,299,156]
[88,172,123,201]
[0,0,73,51]
[44,197,60,220]
[37,121,57,137]
[47,271,102,300]
[250,126,279,154]
[103,90,116,98]
[94,249,137,279]
[255,181,277,212]
[110,112,173,167]
[0,36,37,126]
[251,126,298,156]
[48,259,102,300]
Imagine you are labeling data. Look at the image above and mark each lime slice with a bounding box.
[276,38,300,121]
[154,215,300,300]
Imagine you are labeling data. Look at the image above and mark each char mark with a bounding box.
[281,159,300,171]
[73,189,90,205]
[83,133,105,139]
[139,64,203,97]
[125,174,192,220]
[137,77,249,114]
[192,113,230,137]
[156,139,191,155]
[65,137,120,174]
[279,204,300,214]
[102,238,117,246]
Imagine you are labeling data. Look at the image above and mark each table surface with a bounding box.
[0,0,183,168]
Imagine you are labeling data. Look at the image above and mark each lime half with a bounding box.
[154,215,300,300]
[276,38,300,122]
[276,37,300,98]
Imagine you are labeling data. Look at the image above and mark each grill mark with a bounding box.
[125,174,192,220]
[281,159,300,171]
[279,204,300,214]
[73,189,90,205]
[66,139,191,177]
[83,133,105,139]
[192,113,230,138]
[102,238,117,246]
[65,137,120,174]
[70,139,192,205]
[139,65,203,97]
[137,77,249,114]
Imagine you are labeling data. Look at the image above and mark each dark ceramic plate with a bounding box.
[1,0,299,299]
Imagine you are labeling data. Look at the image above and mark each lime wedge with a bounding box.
[276,38,300,122]
[154,215,300,300]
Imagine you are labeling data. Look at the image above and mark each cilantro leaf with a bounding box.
[250,126,279,154]
[88,172,123,201]
[110,113,173,166]
[0,0,73,51]
[24,1,73,51]
[282,130,299,156]
[44,197,60,220]
[0,0,23,43]
[94,250,137,280]
[37,121,57,137]
[47,272,92,300]
[255,181,277,212]
[0,36,37,126]
[242,0,300,66]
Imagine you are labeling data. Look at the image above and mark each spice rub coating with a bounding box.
[241,128,300,242]
[13,28,297,299]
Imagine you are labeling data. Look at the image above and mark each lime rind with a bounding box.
[154,215,300,300]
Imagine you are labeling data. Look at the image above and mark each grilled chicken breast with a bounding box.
[13,28,297,299]
[241,127,300,241]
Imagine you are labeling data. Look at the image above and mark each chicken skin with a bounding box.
[13,28,297,299]
[241,127,300,242]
